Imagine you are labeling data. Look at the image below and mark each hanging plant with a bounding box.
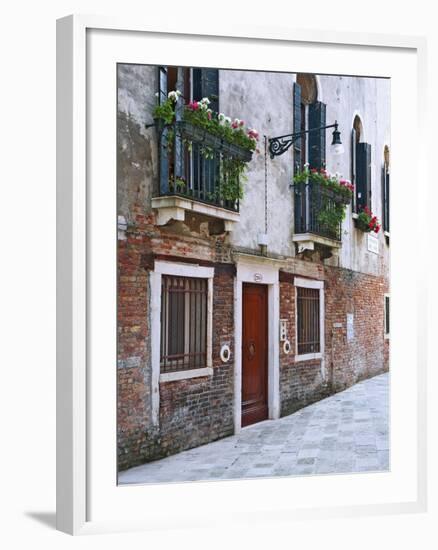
[152,91,258,205]
[293,166,354,237]
[355,206,381,233]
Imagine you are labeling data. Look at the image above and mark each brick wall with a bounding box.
[324,265,389,392]
[117,208,389,470]
[279,265,389,418]
[117,210,236,470]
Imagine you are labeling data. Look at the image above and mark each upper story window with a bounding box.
[294,74,326,173]
[351,115,372,212]
[158,66,220,195]
[382,145,390,233]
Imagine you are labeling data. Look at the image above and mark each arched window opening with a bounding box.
[351,115,371,213]
[294,74,326,172]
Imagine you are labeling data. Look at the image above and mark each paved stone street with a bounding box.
[119,372,389,485]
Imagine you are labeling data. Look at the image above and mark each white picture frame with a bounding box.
[56,15,428,535]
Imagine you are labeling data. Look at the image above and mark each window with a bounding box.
[384,294,390,338]
[158,66,220,196]
[383,146,390,233]
[297,287,320,354]
[160,275,208,373]
[294,74,326,173]
[351,115,372,212]
[295,277,324,359]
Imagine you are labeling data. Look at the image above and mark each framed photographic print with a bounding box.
[57,15,427,535]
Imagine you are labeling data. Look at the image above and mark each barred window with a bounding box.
[297,287,320,354]
[160,275,208,373]
[384,295,390,336]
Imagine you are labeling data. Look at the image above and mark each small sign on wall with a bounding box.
[367,234,379,254]
[347,313,354,341]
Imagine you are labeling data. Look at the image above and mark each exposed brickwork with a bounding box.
[117,206,236,470]
[279,266,389,419]
[324,265,389,392]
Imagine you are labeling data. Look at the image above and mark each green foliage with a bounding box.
[152,93,257,204]
[293,167,353,204]
[356,206,381,233]
[153,99,176,125]
[293,167,353,237]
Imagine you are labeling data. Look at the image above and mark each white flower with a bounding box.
[167,90,180,102]
[155,92,159,97]
[200,97,210,105]
[303,162,309,169]
[224,116,231,125]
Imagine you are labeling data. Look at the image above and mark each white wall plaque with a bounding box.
[347,313,355,341]
[367,234,379,254]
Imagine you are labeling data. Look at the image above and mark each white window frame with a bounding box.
[384,293,390,339]
[294,277,325,363]
[150,260,214,425]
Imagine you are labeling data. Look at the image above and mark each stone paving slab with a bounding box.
[119,372,389,485]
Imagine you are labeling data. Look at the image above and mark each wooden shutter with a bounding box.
[192,68,219,112]
[308,101,326,170]
[383,163,390,232]
[293,82,302,172]
[174,68,185,180]
[158,66,169,194]
[356,142,371,210]
[351,128,357,211]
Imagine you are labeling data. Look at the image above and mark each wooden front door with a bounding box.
[242,283,268,427]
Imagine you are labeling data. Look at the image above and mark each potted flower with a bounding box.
[152,92,258,161]
[355,206,381,233]
[292,166,354,238]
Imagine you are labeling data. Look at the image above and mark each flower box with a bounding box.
[354,216,372,232]
[178,121,253,162]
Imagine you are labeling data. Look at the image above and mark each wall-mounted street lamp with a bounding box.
[268,121,344,159]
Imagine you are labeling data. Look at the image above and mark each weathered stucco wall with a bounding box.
[219,70,295,257]
[320,74,390,277]
[117,64,158,223]
[117,65,390,280]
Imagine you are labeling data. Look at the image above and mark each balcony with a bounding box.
[152,121,253,230]
[292,181,344,254]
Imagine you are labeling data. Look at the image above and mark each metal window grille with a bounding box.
[160,275,208,373]
[385,295,390,335]
[297,287,320,354]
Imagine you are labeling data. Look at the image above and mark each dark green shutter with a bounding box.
[193,68,219,112]
[158,66,169,194]
[308,101,326,170]
[356,142,371,210]
[351,129,357,211]
[174,68,185,179]
[293,82,302,172]
[383,164,390,231]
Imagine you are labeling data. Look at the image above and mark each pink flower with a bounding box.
[239,120,245,127]
[188,100,199,111]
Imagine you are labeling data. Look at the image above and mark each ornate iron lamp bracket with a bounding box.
[268,122,339,159]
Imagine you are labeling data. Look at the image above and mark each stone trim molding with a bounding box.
[234,256,281,434]
[294,276,326,377]
[150,260,215,426]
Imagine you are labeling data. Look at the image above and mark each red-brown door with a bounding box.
[242,283,268,427]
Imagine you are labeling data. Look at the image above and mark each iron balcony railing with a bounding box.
[157,120,253,213]
[293,181,343,242]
